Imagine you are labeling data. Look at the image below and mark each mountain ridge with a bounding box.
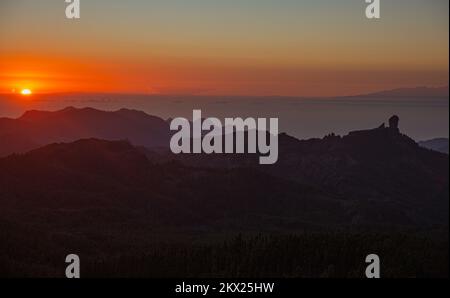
[1,115,447,228]
[419,138,449,154]
[0,107,170,157]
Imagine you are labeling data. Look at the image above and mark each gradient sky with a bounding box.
[0,0,448,96]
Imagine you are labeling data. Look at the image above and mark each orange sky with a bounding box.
[0,0,448,96]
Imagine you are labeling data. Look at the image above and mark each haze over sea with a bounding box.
[0,93,448,141]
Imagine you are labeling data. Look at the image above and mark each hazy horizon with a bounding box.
[1,92,448,141]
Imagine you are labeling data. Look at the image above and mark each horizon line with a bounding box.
[1,85,449,99]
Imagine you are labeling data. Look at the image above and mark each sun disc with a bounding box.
[20,89,32,95]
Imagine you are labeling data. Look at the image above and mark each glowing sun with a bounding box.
[20,89,32,96]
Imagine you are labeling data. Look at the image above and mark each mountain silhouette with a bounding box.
[149,116,449,226]
[0,111,448,278]
[0,115,447,228]
[0,107,170,157]
[419,138,449,154]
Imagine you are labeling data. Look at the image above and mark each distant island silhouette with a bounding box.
[356,85,449,98]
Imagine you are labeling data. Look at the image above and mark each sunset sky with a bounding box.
[0,0,448,96]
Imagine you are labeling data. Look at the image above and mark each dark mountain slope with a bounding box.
[0,139,349,230]
[155,117,449,226]
[0,119,448,229]
[0,122,448,277]
[0,107,170,157]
